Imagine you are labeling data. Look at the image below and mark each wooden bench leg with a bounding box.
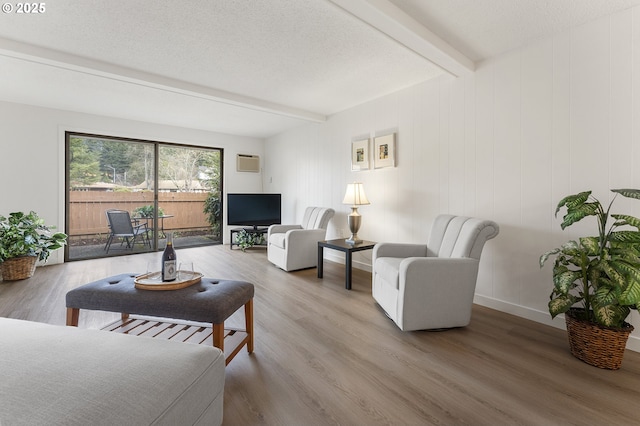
[66,308,79,326]
[214,298,254,365]
[213,322,224,353]
[245,298,254,354]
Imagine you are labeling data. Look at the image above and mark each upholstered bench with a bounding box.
[66,273,254,365]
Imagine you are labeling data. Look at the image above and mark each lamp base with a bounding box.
[345,236,362,245]
[346,208,363,245]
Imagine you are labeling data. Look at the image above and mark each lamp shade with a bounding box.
[342,182,370,206]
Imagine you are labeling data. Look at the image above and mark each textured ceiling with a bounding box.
[0,0,639,138]
[388,0,640,62]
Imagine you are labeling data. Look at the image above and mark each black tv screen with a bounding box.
[227,193,282,228]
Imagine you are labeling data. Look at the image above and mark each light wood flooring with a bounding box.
[2,244,640,425]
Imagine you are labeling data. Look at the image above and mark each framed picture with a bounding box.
[374,133,395,168]
[351,138,370,171]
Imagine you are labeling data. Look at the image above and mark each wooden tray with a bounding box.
[134,271,202,290]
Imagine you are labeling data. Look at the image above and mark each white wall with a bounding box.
[264,6,640,350]
[0,101,265,259]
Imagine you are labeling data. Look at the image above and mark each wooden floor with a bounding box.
[2,245,640,425]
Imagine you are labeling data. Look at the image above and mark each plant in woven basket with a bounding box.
[0,211,68,264]
[540,189,640,368]
[540,189,640,328]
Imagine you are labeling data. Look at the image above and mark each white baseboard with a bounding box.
[473,294,640,353]
[322,254,640,353]
[324,252,372,273]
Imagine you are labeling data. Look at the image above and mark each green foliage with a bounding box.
[203,192,221,237]
[159,146,220,192]
[68,137,222,192]
[234,229,265,252]
[540,189,640,328]
[0,211,68,263]
[200,152,222,238]
[134,205,165,218]
[99,140,137,183]
[69,137,101,187]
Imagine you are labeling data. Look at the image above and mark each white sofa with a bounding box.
[372,214,499,331]
[267,207,335,271]
[0,317,225,425]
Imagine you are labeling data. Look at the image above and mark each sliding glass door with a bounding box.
[66,133,223,261]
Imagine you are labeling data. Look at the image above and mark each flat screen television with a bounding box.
[227,193,281,229]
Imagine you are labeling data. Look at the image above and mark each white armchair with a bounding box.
[372,215,499,331]
[267,207,335,271]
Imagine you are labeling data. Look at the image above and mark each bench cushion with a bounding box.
[66,273,254,324]
[0,317,225,425]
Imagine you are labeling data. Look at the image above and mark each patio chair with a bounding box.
[104,209,150,253]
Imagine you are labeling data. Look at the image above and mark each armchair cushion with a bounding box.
[374,257,402,290]
[269,233,287,249]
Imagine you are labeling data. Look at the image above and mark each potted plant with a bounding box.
[235,229,265,252]
[0,211,68,281]
[540,189,640,369]
[134,205,164,218]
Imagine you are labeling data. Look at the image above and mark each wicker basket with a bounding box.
[0,256,37,281]
[565,309,634,370]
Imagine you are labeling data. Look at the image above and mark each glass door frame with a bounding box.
[64,132,224,261]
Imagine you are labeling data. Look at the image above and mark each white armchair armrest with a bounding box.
[286,228,326,244]
[373,242,428,260]
[268,224,302,239]
[398,257,480,330]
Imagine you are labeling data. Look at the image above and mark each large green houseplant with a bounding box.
[540,189,640,368]
[0,211,68,280]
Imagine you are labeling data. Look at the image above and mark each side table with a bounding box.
[318,239,376,290]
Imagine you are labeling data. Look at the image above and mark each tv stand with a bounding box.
[230,227,268,250]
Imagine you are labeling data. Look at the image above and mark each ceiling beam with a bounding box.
[329,0,475,77]
[0,38,327,124]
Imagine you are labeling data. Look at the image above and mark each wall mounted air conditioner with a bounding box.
[236,154,260,173]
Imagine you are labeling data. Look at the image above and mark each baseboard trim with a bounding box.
[322,254,640,353]
[473,294,640,353]
[324,252,372,273]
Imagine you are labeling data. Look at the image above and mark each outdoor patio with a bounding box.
[68,234,220,260]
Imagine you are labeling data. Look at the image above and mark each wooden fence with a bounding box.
[68,191,210,236]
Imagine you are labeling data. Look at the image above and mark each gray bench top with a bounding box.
[66,273,254,324]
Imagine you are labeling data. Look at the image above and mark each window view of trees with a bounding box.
[69,137,154,189]
[67,134,223,260]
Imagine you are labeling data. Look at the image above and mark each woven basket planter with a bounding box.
[0,256,37,281]
[565,309,634,370]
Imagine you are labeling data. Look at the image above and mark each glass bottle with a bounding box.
[161,232,177,282]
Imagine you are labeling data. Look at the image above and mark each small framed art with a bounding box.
[374,133,395,168]
[351,138,370,171]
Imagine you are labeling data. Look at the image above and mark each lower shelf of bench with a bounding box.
[101,316,249,364]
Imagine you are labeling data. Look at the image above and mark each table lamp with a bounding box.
[342,182,370,244]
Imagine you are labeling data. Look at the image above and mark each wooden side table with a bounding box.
[318,239,376,290]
